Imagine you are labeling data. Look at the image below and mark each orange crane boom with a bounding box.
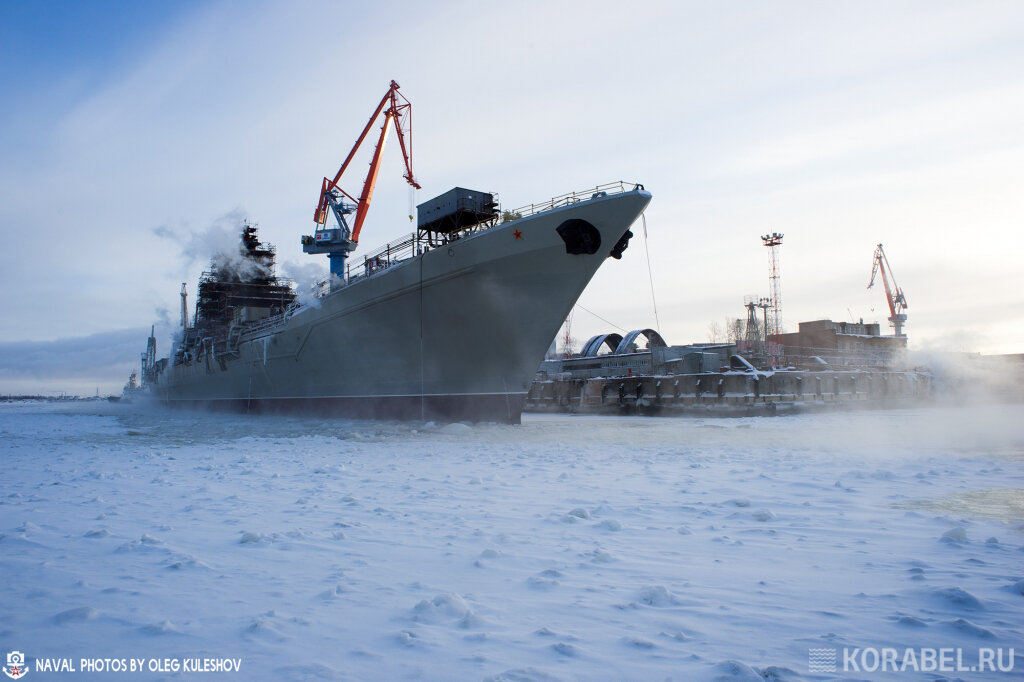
[303,81,422,286]
[313,79,421,243]
[867,243,908,336]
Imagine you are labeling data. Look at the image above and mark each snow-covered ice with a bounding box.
[0,401,1021,680]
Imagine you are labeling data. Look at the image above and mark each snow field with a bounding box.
[0,402,1021,681]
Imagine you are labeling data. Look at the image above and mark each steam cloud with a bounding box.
[152,208,275,282]
[279,260,326,308]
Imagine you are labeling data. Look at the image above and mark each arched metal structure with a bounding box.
[614,328,667,355]
[580,333,623,357]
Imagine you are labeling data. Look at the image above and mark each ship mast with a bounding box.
[180,283,188,329]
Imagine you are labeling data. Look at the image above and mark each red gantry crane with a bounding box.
[302,80,421,285]
[867,243,908,336]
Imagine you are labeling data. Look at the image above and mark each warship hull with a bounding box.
[154,188,652,423]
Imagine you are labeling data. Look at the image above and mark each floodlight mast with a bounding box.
[761,232,784,359]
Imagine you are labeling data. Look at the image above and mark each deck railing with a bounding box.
[344,232,422,284]
[230,302,298,341]
[505,181,644,220]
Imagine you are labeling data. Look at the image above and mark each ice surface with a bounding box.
[0,401,1021,680]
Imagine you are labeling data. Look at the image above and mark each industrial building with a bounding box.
[538,315,908,383]
[528,316,924,416]
[775,319,907,368]
[527,235,929,415]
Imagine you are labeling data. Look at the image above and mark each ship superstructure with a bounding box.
[173,224,295,369]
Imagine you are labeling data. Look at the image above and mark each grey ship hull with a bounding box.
[155,188,652,422]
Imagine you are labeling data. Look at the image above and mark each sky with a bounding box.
[1,0,1023,394]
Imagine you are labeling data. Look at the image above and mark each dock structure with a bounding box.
[528,325,930,416]
[526,368,931,416]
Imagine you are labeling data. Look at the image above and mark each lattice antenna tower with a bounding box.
[742,295,771,355]
[561,310,576,358]
[761,232,784,342]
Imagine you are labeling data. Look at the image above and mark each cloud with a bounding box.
[2,0,1024,366]
[0,328,154,395]
[151,225,176,239]
[715,83,1024,177]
